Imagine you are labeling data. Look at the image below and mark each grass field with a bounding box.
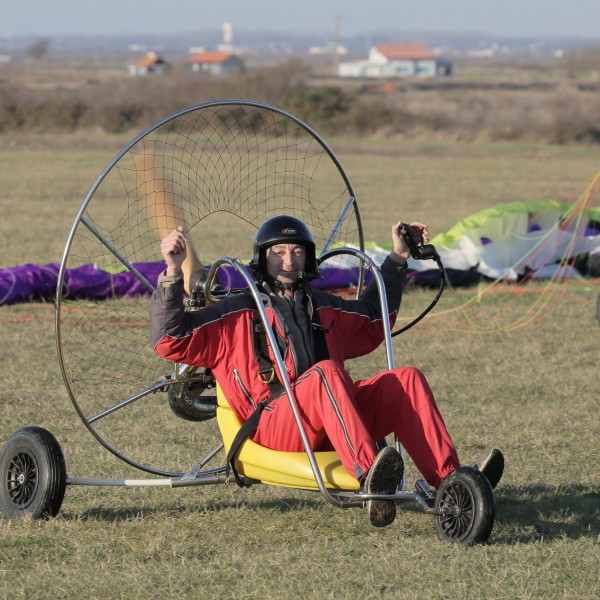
[1,133,599,599]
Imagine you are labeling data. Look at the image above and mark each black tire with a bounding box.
[434,466,495,546]
[0,426,67,519]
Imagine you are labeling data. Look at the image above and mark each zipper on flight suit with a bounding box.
[233,368,257,410]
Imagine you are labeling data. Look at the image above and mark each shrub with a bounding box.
[1,60,600,144]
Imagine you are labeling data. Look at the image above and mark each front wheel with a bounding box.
[0,426,67,519]
[434,466,495,545]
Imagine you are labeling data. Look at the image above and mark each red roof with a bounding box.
[189,51,234,64]
[373,44,434,61]
[133,54,165,68]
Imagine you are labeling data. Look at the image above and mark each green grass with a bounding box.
[1,134,599,599]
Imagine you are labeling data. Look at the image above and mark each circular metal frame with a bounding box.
[55,100,364,477]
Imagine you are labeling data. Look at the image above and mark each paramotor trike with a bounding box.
[0,101,496,545]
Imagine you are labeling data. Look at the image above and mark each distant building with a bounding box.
[338,43,451,78]
[188,51,245,75]
[129,52,169,76]
[308,43,348,56]
[218,21,235,52]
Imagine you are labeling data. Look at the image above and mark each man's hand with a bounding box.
[161,225,188,276]
[390,220,430,263]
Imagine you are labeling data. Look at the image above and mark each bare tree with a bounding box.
[27,39,50,60]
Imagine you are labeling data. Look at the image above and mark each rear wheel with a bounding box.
[434,466,495,545]
[0,426,67,519]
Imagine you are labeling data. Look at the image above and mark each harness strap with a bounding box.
[253,321,284,395]
[311,307,330,362]
[254,306,329,383]
[228,291,330,487]
[225,396,276,487]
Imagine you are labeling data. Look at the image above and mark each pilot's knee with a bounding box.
[314,359,345,373]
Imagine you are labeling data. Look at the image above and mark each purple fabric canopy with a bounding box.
[0,263,164,305]
[0,262,368,306]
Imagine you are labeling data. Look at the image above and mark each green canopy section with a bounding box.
[431,200,572,247]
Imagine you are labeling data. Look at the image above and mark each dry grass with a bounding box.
[0,132,599,599]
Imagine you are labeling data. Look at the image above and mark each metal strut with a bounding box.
[204,248,397,508]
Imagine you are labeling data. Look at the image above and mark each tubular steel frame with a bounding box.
[54,100,451,515]
[65,248,446,515]
[55,100,365,477]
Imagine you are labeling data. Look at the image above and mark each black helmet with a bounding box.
[250,215,319,281]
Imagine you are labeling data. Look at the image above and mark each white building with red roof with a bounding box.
[188,51,245,75]
[338,44,451,78]
[129,52,170,76]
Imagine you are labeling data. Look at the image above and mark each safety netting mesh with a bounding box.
[57,102,362,473]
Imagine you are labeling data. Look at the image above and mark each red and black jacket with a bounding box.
[149,256,407,423]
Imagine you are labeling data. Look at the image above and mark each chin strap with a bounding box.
[263,275,306,294]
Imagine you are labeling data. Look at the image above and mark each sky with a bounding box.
[3,0,600,39]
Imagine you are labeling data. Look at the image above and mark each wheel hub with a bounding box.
[7,451,38,508]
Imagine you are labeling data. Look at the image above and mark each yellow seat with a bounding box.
[216,387,360,491]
